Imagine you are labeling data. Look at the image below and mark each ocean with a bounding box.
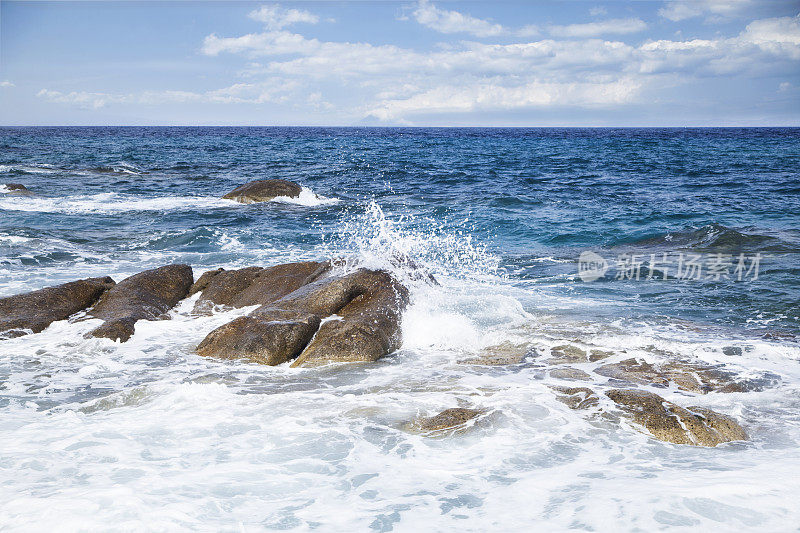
[1,127,799,530]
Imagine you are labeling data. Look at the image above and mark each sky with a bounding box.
[0,0,799,126]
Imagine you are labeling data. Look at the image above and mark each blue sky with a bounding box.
[1,0,798,126]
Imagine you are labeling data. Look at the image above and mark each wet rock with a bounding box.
[197,267,409,367]
[549,367,592,381]
[547,344,612,364]
[594,357,769,393]
[459,342,531,365]
[197,311,320,365]
[722,346,743,356]
[222,179,303,203]
[552,386,599,410]
[407,408,483,433]
[0,277,116,338]
[606,389,747,446]
[3,183,34,196]
[190,261,330,313]
[87,264,193,342]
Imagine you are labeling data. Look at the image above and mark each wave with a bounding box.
[270,186,339,207]
[0,164,59,175]
[624,223,797,253]
[0,187,338,214]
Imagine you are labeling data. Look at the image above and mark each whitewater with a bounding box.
[1,127,799,531]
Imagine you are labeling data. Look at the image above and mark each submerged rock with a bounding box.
[459,342,532,365]
[549,367,592,381]
[406,408,484,433]
[87,264,193,342]
[197,267,409,367]
[190,261,330,313]
[0,277,115,338]
[552,386,599,410]
[594,357,771,393]
[222,179,303,203]
[606,389,747,446]
[547,344,612,364]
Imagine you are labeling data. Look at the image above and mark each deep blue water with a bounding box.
[1,126,799,336]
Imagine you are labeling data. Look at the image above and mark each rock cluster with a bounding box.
[1,261,408,369]
[196,265,409,367]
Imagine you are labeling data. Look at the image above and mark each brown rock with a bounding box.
[459,342,530,365]
[197,267,409,367]
[549,367,592,381]
[191,261,330,313]
[552,386,599,409]
[87,264,193,342]
[606,389,748,446]
[408,408,483,432]
[222,179,303,203]
[595,357,769,393]
[0,277,115,338]
[3,183,34,196]
[547,345,612,364]
[290,270,409,367]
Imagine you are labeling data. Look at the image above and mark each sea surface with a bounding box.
[1,127,799,531]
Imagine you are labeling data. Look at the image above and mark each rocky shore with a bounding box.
[0,258,759,447]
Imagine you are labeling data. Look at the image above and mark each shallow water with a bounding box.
[1,127,799,531]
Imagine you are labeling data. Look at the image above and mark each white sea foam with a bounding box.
[1,201,799,531]
[0,192,237,214]
[271,186,340,206]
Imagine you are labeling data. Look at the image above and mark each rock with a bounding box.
[222,179,303,203]
[606,389,748,446]
[594,357,770,393]
[197,311,321,365]
[87,264,193,342]
[0,277,115,338]
[190,261,330,313]
[547,344,612,364]
[549,367,592,381]
[290,270,409,367]
[552,386,599,410]
[3,183,33,196]
[197,267,409,367]
[722,346,743,356]
[407,408,483,433]
[459,341,531,365]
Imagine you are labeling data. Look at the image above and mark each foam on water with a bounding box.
[3,199,799,530]
[0,187,337,214]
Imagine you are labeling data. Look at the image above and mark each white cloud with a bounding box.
[248,4,318,30]
[0,81,14,88]
[411,0,505,37]
[548,18,647,38]
[37,82,300,109]
[367,78,642,120]
[41,7,800,123]
[659,0,753,22]
[590,7,608,17]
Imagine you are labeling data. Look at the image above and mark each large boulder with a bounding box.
[197,267,409,367]
[0,277,116,339]
[87,264,193,342]
[606,389,748,446]
[190,261,330,313]
[222,179,303,204]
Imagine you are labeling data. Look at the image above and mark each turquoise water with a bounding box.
[1,127,799,530]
